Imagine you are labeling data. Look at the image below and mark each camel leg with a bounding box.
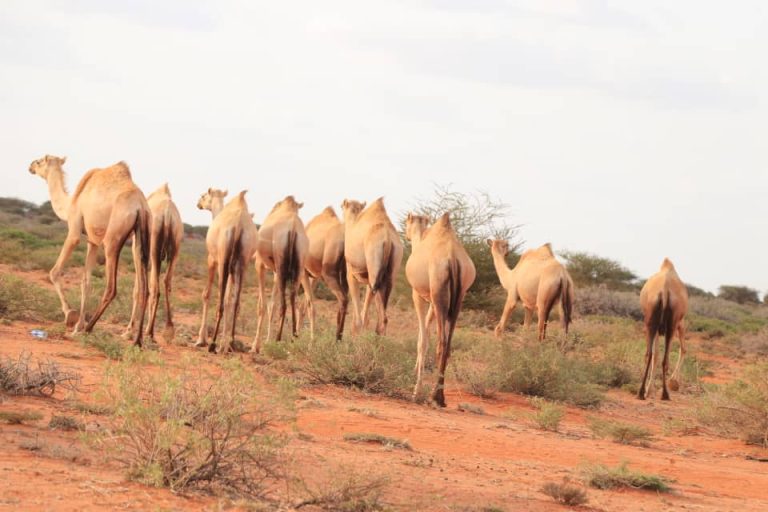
[272,275,287,341]
[373,285,389,335]
[523,307,533,329]
[195,256,216,347]
[361,285,374,331]
[346,267,363,334]
[299,271,315,340]
[144,243,162,344]
[661,326,673,400]
[73,242,99,334]
[536,302,549,341]
[494,293,518,338]
[122,238,141,339]
[431,301,450,408]
[323,268,348,342]
[412,291,430,400]
[85,231,135,337]
[670,321,686,384]
[49,220,83,328]
[160,254,178,342]
[222,260,244,354]
[637,330,656,400]
[251,264,266,353]
[288,275,298,338]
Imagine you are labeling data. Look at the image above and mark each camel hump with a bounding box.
[235,190,248,205]
[369,197,386,211]
[433,213,453,231]
[540,243,554,257]
[148,182,171,200]
[661,258,675,271]
[322,206,338,218]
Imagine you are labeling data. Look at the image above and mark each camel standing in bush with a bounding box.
[303,207,348,341]
[406,213,476,407]
[488,240,574,340]
[124,183,184,343]
[637,258,688,400]
[195,191,256,354]
[28,155,151,346]
[341,198,403,335]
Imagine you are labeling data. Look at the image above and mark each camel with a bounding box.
[123,183,184,343]
[488,240,574,341]
[637,258,689,400]
[195,190,256,353]
[28,155,150,346]
[341,198,403,335]
[252,195,313,352]
[405,213,476,407]
[303,206,348,341]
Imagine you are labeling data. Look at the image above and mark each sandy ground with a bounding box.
[1,266,767,511]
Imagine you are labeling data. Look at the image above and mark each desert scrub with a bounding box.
[343,433,412,451]
[293,464,389,511]
[0,351,80,396]
[540,479,588,506]
[288,333,415,398]
[450,335,503,398]
[528,397,565,432]
[0,274,60,322]
[0,410,43,424]
[587,417,654,446]
[49,415,84,431]
[100,356,293,497]
[697,361,768,447]
[581,461,672,492]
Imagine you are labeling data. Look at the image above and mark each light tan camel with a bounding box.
[303,206,348,341]
[637,258,689,400]
[488,240,574,341]
[28,155,150,346]
[252,196,313,352]
[195,190,256,353]
[123,183,184,343]
[405,213,476,407]
[341,198,403,335]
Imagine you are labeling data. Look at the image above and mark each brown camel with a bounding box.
[252,195,313,352]
[341,198,403,335]
[124,183,184,343]
[488,240,574,340]
[637,258,689,400]
[195,190,256,353]
[28,155,150,346]
[303,206,348,341]
[405,213,476,406]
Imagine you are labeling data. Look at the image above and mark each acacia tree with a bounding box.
[718,285,761,305]
[560,251,638,291]
[401,184,521,309]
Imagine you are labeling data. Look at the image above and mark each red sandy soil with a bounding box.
[1,266,767,511]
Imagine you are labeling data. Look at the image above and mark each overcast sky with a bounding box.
[2,1,766,294]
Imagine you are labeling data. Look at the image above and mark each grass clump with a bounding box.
[0,410,43,424]
[697,361,768,447]
[0,274,60,322]
[457,402,485,415]
[77,332,126,360]
[588,417,654,445]
[581,461,672,492]
[541,479,588,506]
[343,433,412,451]
[100,356,292,497]
[49,415,84,431]
[290,333,414,398]
[293,466,389,511]
[528,397,565,432]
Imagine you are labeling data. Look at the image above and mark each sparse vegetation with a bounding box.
[0,410,43,424]
[293,467,389,511]
[49,415,84,431]
[343,433,412,451]
[528,397,565,432]
[0,351,80,396]
[561,251,638,291]
[587,417,654,446]
[718,285,761,305]
[541,479,589,506]
[581,461,672,492]
[0,274,61,322]
[457,402,485,415]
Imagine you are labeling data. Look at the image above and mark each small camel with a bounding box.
[637,258,689,400]
[341,198,403,335]
[124,183,184,343]
[28,155,151,346]
[405,213,476,407]
[195,190,256,354]
[303,207,348,341]
[488,240,574,340]
[253,196,313,352]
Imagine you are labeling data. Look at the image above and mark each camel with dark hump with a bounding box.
[637,258,689,400]
[28,155,151,346]
[123,183,184,343]
[405,213,476,407]
[488,240,574,340]
[303,206,348,341]
[252,195,313,352]
[195,190,256,354]
[341,198,403,335]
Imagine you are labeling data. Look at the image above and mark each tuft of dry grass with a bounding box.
[0,410,43,424]
[587,417,654,446]
[541,479,588,506]
[457,402,485,415]
[49,415,84,431]
[343,433,413,451]
[0,352,80,397]
[581,461,672,492]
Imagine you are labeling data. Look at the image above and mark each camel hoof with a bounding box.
[120,329,133,340]
[208,343,217,354]
[64,310,79,328]
[493,327,502,339]
[194,339,208,348]
[668,378,680,392]
[661,393,671,401]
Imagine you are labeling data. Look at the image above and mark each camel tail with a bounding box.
[278,230,300,289]
[336,252,349,296]
[160,208,179,265]
[372,239,394,295]
[649,291,668,338]
[446,259,463,342]
[560,275,573,334]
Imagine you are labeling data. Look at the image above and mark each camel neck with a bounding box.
[210,199,224,218]
[491,250,512,281]
[46,169,70,221]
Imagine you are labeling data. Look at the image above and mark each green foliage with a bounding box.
[581,461,672,492]
[528,397,565,432]
[77,332,127,360]
[697,362,768,447]
[587,417,654,445]
[0,274,61,322]
[561,251,637,290]
[718,285,761,305]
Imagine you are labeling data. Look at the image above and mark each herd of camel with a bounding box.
[26,156,689,406]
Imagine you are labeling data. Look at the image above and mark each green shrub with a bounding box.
[581,461,672,492]
[528,397,565,432]
[0,274,60,322]
[587,417,654,445]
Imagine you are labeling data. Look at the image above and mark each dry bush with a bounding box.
[457,402,485,415]
[0,410,43,424]
[293,467,389,511]
[0,351,80,396]
[100,356,293,497]
[573,286,641,320]
[581,461,672,492]
[528,398,565,432]
[49,415,84,431]
[587,417,654,446]
[343,432,412,451]
[697,361,768,447]
[541,479,588,506]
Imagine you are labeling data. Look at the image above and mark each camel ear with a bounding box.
[298,202,304,209]
[59,156,67,164]
[407,212,413,221]
[486,239,494,247]
[44,155,51,162]
[207,187,213,194]
[361,202,367,209]
[342,199,348,209]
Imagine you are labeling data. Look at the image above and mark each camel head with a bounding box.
[487,239,510,256]
[404,212,430,241]
[28,154,66,180]
[341,199,366,223]
[197,188,227,211]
